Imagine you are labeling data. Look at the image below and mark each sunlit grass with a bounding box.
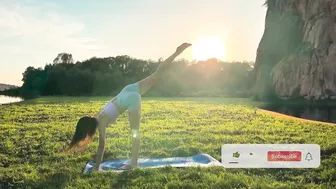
[0,97,335,188]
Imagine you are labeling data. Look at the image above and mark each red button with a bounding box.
[267,151,302,161]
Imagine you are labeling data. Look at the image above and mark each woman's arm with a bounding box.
[93,123,106,171]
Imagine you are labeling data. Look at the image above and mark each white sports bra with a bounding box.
[102,100,119,124]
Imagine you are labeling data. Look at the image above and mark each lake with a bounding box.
[261,104,336,124]
[0,95,23,105]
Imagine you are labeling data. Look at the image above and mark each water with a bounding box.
[0,95,23,105]
[261,104,336,124]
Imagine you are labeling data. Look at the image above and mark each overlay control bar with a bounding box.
[221,144,320,168]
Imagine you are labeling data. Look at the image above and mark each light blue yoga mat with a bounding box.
[83,153,223,174]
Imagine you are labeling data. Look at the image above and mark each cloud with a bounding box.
[0,0,110,85]
[0,0,105,62]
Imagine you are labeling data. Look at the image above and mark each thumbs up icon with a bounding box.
[305,153,313,161]
[232,151,240,158]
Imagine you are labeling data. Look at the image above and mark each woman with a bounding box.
[67,42,192,171]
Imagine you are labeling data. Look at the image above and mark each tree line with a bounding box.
[1,53,255,99]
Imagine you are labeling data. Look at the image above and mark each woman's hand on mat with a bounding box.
[92,168,99,173]
[92,164,100,172]
[175,43,192,55]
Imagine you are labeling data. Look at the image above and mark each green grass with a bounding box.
[1,97,336,189]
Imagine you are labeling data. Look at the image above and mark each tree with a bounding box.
[53,53,74,64]
[15,54,254,98]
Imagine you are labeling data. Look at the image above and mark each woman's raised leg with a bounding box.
[138,43,192,95]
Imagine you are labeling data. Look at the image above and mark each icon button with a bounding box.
[267,151,302,161]
[233,151,240,158]
[305,152,313,161]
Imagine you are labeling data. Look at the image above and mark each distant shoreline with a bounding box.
[0,83,19,91]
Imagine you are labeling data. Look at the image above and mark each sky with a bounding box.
[0,0,267,85]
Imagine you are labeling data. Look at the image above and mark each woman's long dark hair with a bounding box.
[68,116,99,150]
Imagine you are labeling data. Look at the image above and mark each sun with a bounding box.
[192,36,226,61]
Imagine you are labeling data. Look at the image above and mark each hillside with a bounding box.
[0,83,18,91]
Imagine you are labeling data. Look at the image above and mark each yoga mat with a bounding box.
[83,153,223,174]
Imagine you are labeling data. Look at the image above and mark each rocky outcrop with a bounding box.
[253,0,336,100]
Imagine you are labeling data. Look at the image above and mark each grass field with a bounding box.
[1,97,336,189]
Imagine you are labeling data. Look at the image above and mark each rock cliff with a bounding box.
[254,0,336,100]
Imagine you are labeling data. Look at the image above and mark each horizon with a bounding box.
[0,0,266,86]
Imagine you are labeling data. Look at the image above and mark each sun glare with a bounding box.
[192,36,226,61]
